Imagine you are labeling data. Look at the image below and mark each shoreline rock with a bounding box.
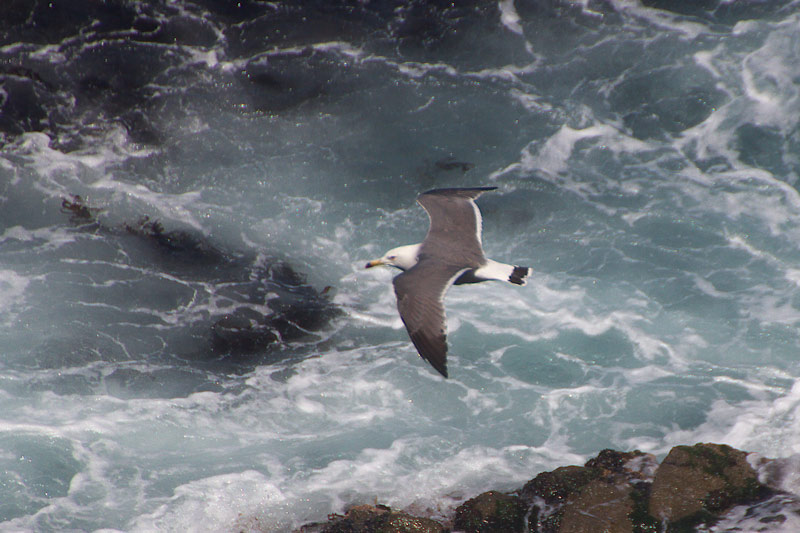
[296,443,800,533]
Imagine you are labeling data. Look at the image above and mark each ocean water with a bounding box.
[2,0,800,531]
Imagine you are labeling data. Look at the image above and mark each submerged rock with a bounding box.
[210,309,279,354]
[434,157,475,173]
[60,195,340,363]
[1,0,501,150]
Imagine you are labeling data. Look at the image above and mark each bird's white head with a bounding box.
[365,243,421,271]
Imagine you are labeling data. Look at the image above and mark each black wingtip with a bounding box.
[418,352,448,378]
[408,330,449,378]
[509,266,531,286]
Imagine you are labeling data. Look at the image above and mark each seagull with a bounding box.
[365,187,530,378]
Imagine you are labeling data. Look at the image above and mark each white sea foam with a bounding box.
[710,494,800,533]
[652,380,800,459]
[0,270,30,325]
[131,471,289,533]
[604,0,710,39]
[498,0,524,36]
[0,225,81,251]
[681,14,800,183]
[512,122,652,206]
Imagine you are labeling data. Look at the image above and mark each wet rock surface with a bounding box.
[648,443,774,529]
[453,491,527,533]
[297,444,799,533]
[521,449,659,533]
[300,504,447,533]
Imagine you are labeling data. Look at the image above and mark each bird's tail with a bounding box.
[508,265,531,286]
[470,261,531,286]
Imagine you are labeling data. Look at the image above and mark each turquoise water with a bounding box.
[2,1,800,530]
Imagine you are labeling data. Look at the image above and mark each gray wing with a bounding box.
[416,187,496,267]
[393,258,467,378]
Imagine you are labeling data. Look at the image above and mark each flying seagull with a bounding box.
[365,187,530,378]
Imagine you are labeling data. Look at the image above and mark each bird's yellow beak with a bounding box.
[365,259,384,269]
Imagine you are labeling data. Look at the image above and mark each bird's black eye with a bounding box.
[388,256,396,260]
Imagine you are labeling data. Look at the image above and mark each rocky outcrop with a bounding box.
[520,449,659,533]
[647,443,772,528]
[297,443,800,533]
[300,504,446,533]
[453,491,527,532]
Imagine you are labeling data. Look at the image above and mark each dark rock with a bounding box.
[521,465,598,505]
[454,490,527,533]
[585,449,659,482]
[0,0,503,149]
[628,481,660,533]
[523,450,658,533]
[206,263,341,355]
[0,0,136,44]
[72,40,180,109]
[58,197,340,362]
[61,195,102,224]
[120,110,162,145]
[211,309,280,354]
[320,504,446,533]
[148,15,220,47]
[239,49,342,112]
[123,216,231,270]
[297,445,798,533]
[392,0,500,57]
[434,157,475,173]
[0,77,49,136]
[648,443,774,528]
[557,479,634,533]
